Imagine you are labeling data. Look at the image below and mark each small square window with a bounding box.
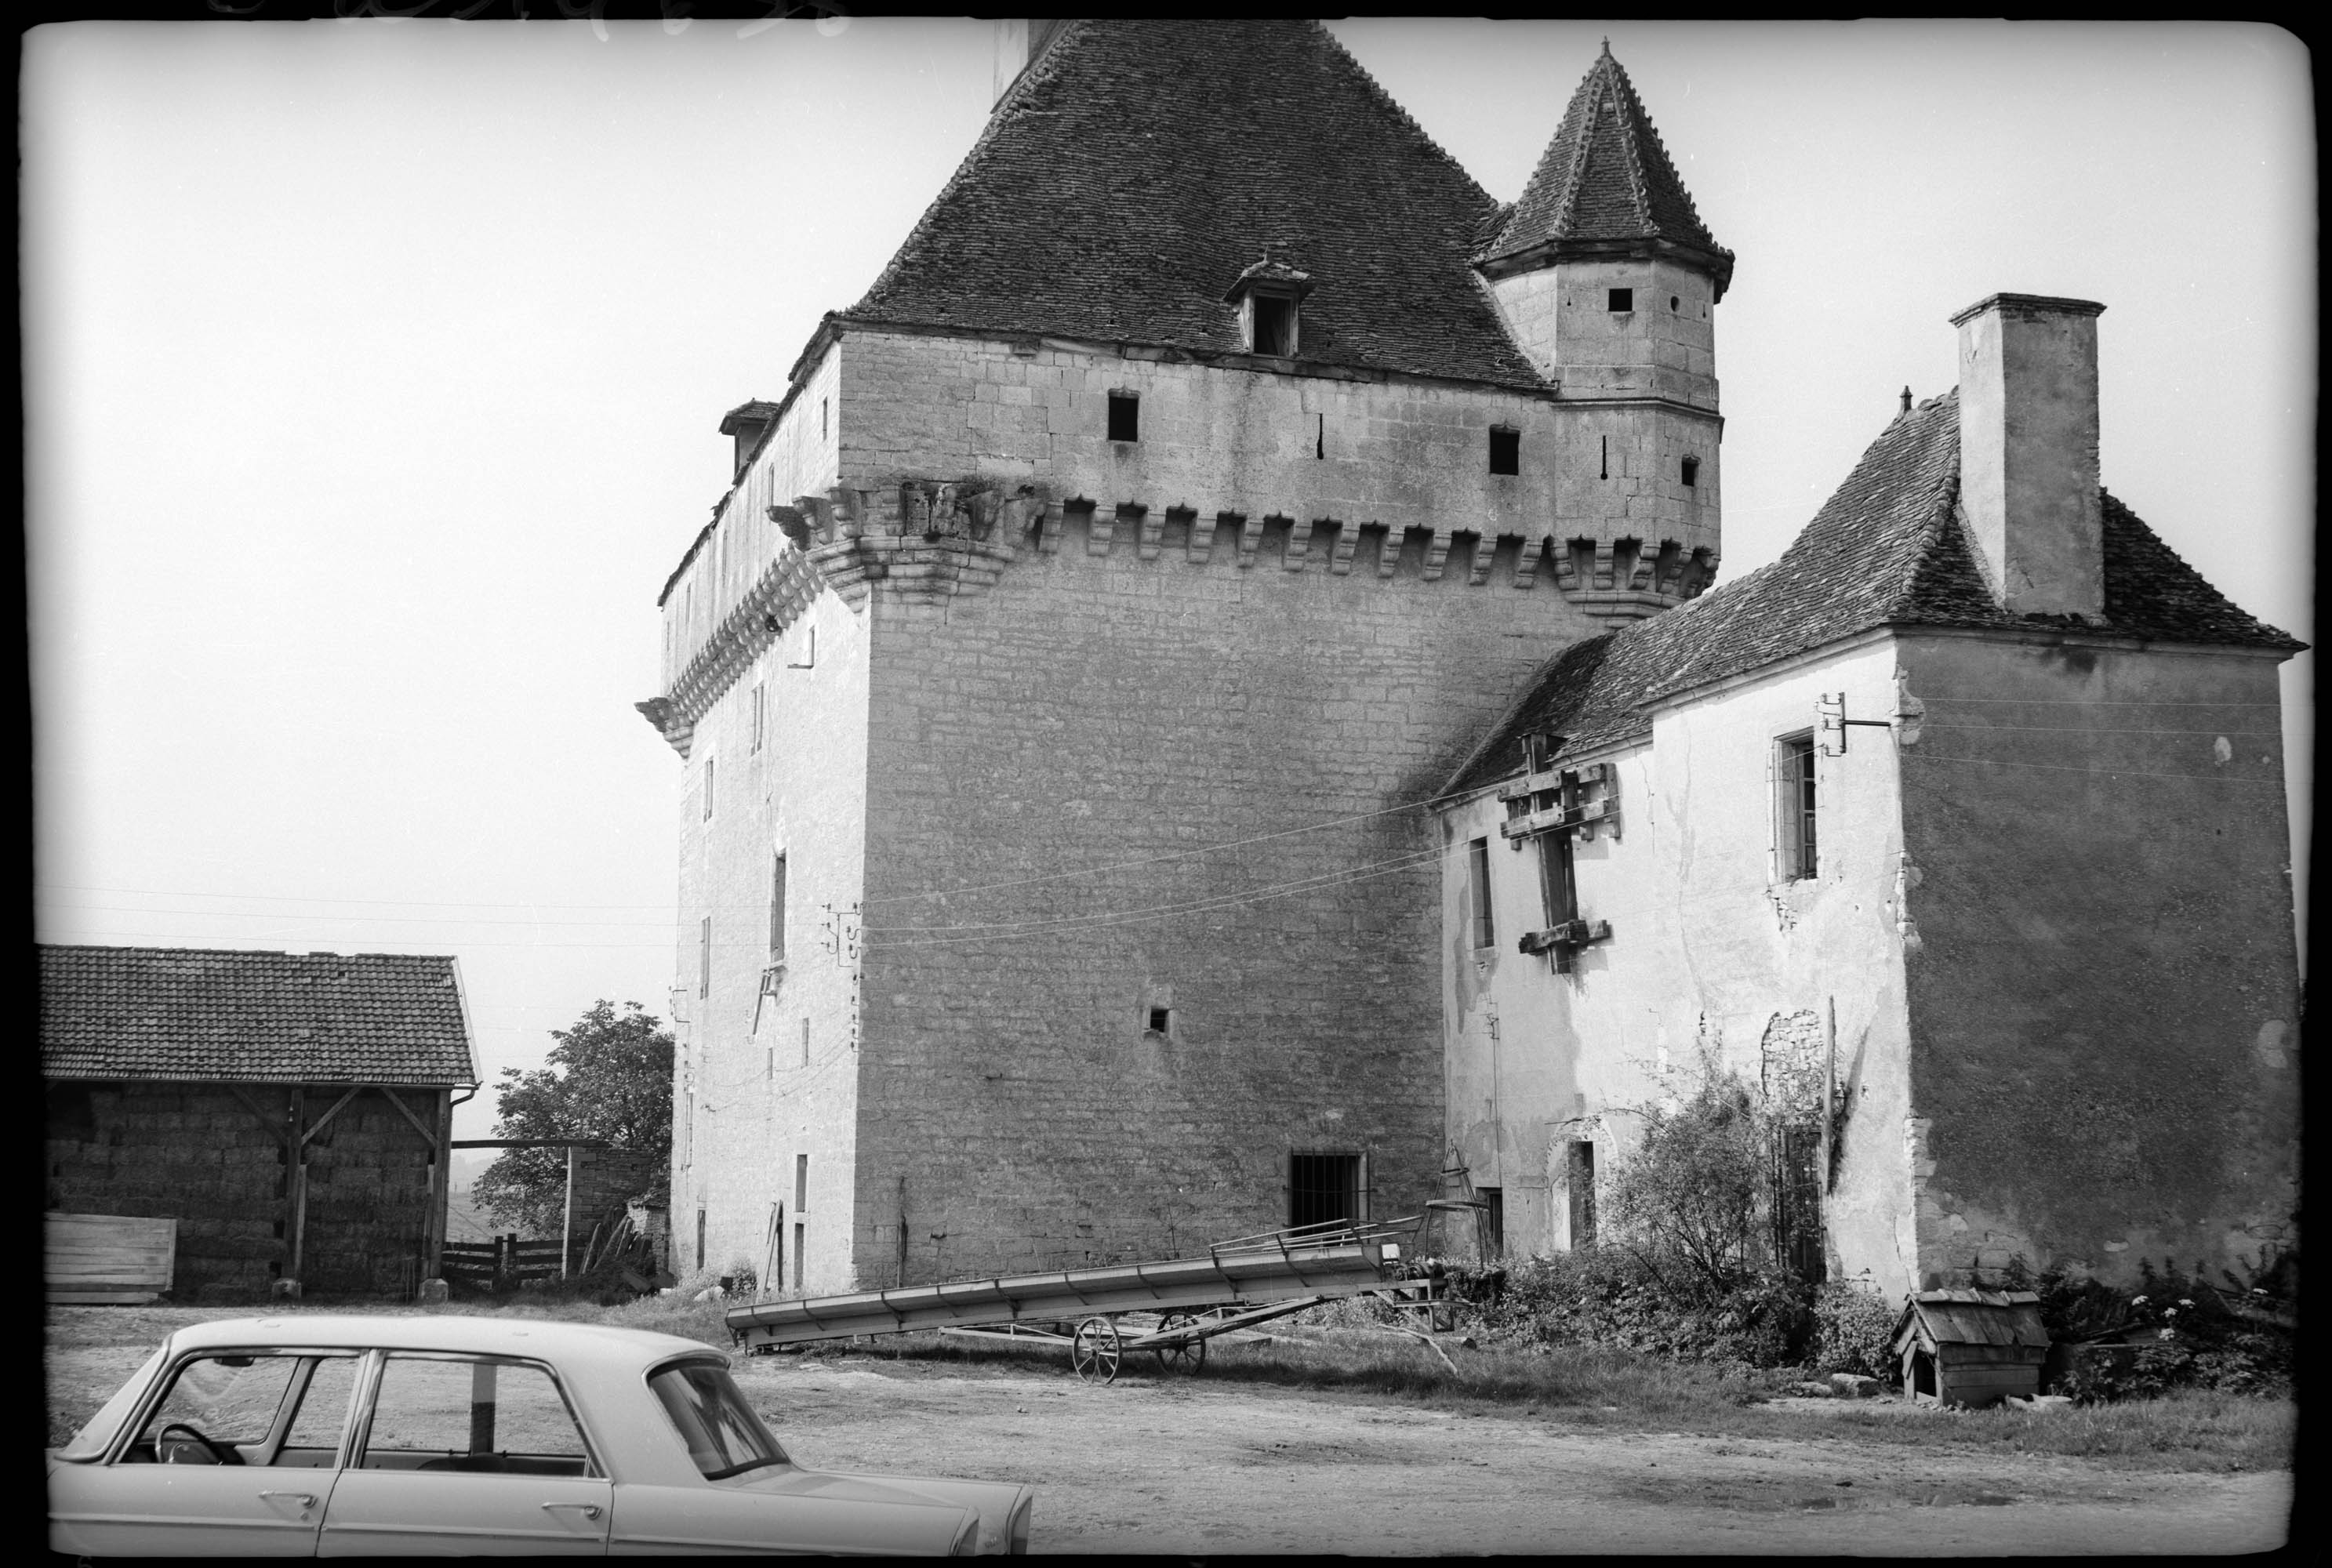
[1146,1007,1172,1034]
[1107,392,1139,442]
[1681,456,1699,488]
[1488,426,1520,476]
[1607,287,1633,312]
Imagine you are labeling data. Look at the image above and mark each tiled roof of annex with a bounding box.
[837,19,1547,390]
[39,944,480,1086]
[1447,389,2303,794]
[1477,41,1733,292]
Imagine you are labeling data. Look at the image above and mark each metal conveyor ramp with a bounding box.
[723,1221,1415,1353]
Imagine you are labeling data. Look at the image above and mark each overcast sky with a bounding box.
[27,19,2313,1139]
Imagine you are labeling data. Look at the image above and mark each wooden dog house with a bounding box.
[1891,1289,2050,1407]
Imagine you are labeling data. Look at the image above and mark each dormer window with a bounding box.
[1224,255,1316,360]
[1250,296,1298,355]
[718,399,781,483]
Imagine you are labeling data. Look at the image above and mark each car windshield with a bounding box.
[58,1343,169,1461]
[648,1360,788,1480]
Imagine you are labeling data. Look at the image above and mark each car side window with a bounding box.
[129,1353,303,1465]
[274,1355,361,1467]
[359,1355,594,1478]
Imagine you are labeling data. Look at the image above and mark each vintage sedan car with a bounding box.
[48,1314,1033,1555]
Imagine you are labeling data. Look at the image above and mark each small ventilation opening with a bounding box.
[1251,296,1298,356]
[1106,392,1139,443]
[1681,456,1699,488]
[1146,1007,1171,1034]
[1607,287,1633,312]
[1669,294,1680,312]
[1488,426,1520,476]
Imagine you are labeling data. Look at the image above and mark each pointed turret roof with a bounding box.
[839,20,1544,389]
[1477,42,1734,296]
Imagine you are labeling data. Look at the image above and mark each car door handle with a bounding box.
[541,1502,603,1520]
[259,1491,318,1508]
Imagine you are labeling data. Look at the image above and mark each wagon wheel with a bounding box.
[1153,1312,1208,1375]
[1070,1316,1122,1385]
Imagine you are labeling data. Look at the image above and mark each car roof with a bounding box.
[164,1313,722,1376]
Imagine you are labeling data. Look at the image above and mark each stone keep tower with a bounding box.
[637,22,1733,1293]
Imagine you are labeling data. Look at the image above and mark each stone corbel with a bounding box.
[1281,517,1315,572]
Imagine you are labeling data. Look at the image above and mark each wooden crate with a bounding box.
[47,1213,177,1305]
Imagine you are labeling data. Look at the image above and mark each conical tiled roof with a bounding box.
[840,20,1545,389]
[1446,390,2302,792]
[1478,42,1733,295]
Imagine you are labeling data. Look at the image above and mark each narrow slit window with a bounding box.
[1681,456,1699,488]
[801,1017,810,1067]
[819,397,828,439]
[750,683,765,753]
[1607,287,1633,312]
[1466,837,1495,949]
[1106,392,1139,442]
[1488,426,1520,476]
[792,1223,804,1292]
[702,758,715,820]
[1778,733,1818,880]
[1600,435,1609,481]
[768,854,787,962]
[794,1153,808,1212]
[1314,413,1324,460]
[699,916,712,998]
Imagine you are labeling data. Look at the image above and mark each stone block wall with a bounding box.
[845,473,1617,1283]
[667,583,869,1295]
[44,1081,440,1297]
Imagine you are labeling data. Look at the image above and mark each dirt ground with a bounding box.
[47,1308,2290,1556]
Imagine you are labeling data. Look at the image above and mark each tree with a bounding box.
[473,1000,673,1238]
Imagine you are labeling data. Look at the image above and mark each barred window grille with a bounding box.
[1289,1152,1361,1231]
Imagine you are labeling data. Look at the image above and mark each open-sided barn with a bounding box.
[40,944,480,1299]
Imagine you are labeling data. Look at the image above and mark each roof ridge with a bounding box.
[848,20,1097,314]
[1304,20,1498,213]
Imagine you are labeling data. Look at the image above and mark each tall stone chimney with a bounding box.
[1950,293,2107,618]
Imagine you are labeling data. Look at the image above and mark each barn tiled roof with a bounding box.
[38,945,479,1086]
[1477,42,1733,294]
[1448,389,2303,793]
[839,20,1546,390]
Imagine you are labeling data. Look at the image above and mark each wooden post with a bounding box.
[561,1145,579,1278]
[287,1087,308,1293]
[428,1090,452,1283]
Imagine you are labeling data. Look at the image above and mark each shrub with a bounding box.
[2001,1254,2296,1403]
[1470,1247,1814,1369]
[1811,1285,1898,1378]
